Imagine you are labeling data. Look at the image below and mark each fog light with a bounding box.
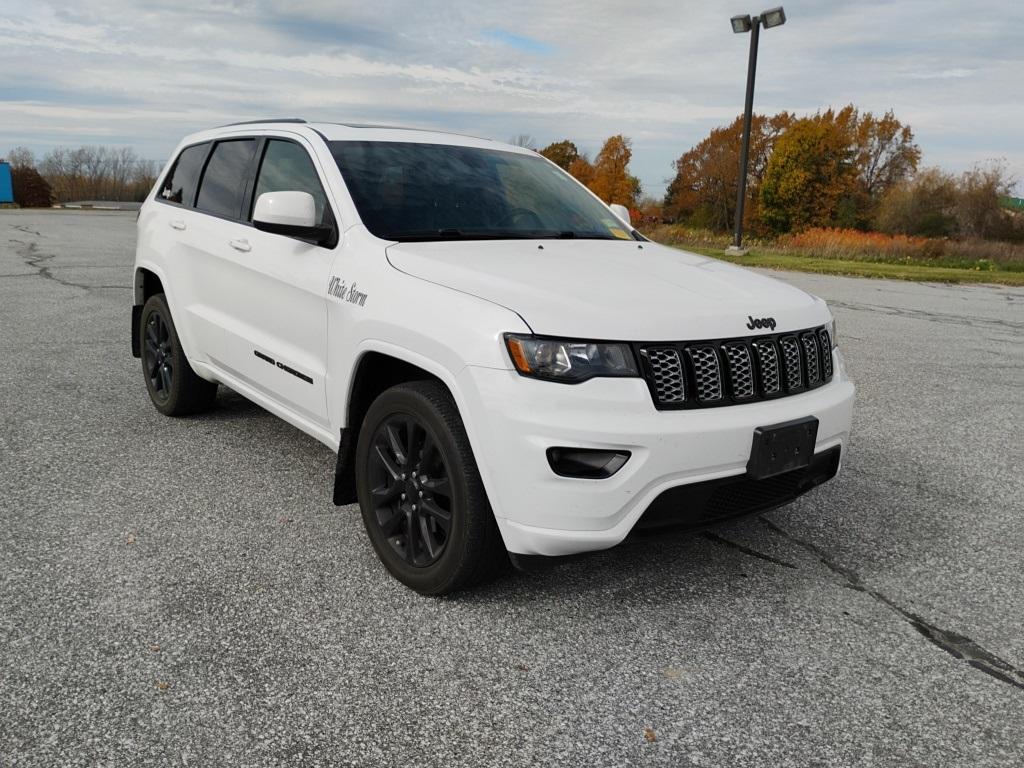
[547,447,631,479]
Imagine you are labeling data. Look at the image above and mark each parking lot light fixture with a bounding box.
[727,6,786,253]
[731,14,753,33]
[761,6,787,28]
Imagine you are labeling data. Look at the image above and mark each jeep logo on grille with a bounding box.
[746,315,777,331]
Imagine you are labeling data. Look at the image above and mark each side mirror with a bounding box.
[253,191,333,244]
[609,203,632,228]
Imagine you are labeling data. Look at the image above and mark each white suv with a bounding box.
[132,119,855,594]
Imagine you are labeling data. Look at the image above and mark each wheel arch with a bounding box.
[333,348,455,505]
[134,266,165,305]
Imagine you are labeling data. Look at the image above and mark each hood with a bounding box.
[386,239,827,341]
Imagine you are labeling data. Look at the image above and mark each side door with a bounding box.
[213,136,337,427]
[146,141,228,365]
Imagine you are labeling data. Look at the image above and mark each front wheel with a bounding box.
[355,381,507,595]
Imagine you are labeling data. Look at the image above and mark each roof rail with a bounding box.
[220,118,308,127]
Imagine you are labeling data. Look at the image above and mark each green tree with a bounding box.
[874,168,958,237]
[539,140,580,170]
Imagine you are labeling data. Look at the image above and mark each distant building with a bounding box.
[998,196,1024,215]
[0,161,13,204]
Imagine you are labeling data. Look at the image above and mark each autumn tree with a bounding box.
[539,140,579,170]
[955,161,1018,240]
[587,135,640,206]
[853,109,921,201]
[663,112,792,230]
[759,116,858,233]
[567,155,595,186]
[874,167,958,237]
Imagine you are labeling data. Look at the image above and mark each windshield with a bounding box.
[329,141,636,242]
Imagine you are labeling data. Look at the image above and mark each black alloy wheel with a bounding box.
[143,310,174,402]
[367,414,453,567]
[354,381,508,595]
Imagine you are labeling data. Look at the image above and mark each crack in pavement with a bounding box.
[759,515,1024,691]
[701,532,797,570]
[11,240,104,293]
[828,299,1023,332]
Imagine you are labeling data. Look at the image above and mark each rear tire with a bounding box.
[139,293,217,416]
[355,381,508,595]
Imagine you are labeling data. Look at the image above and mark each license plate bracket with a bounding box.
[747,417,819,480]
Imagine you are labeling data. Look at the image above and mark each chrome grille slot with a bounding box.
[801,333,820,385]
[817,329,833,379]
[687,345,723,402]
[643,347,685,404]
[779,336,803,391]
[752,339,781,395]
[722,343,755,399]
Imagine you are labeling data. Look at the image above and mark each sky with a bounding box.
[0,0,1020,197]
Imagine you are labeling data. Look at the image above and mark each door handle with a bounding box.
[229,238,251,252]
[169,219,186,230]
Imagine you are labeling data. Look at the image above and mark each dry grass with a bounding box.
[644,225,1024,284]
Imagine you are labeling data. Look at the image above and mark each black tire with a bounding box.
[355,380,508,595]
[139,293,217,417]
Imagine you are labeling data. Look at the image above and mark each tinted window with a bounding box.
[195,139,257,219]
[251,140,329,225]
[157,143,208,205]
[329,141,635,242]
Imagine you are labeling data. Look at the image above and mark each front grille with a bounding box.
[637,324,834,410]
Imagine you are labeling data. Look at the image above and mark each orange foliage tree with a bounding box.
[586,135,640,206]
[759,106,920,233]
[663,112,793,230]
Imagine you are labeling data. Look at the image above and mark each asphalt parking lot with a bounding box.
[1,209,1022,767]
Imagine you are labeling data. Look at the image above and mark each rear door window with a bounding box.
[250,140,330,225]
[195,139,257,220]
[157,143,208,206]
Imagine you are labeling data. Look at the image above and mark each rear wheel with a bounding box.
[139,293,217,416]
[355,381,507,595]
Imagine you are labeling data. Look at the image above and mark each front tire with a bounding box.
[139,293,217,416]
[355,381,507,595]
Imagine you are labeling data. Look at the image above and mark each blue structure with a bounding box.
[0,161,13,204]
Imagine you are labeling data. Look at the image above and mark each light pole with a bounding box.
[727,6,786,253]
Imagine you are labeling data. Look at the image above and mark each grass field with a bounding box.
[646,226,1024,286]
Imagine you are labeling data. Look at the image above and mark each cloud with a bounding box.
[0,0,1020,195]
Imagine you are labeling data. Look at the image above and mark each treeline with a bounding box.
[660,106,1021,242]
[2,145,160,206]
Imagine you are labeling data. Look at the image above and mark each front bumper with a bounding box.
[456,350,854,556]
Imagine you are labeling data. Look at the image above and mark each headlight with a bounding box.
[827,316,838,349]
[504,334,639,383]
